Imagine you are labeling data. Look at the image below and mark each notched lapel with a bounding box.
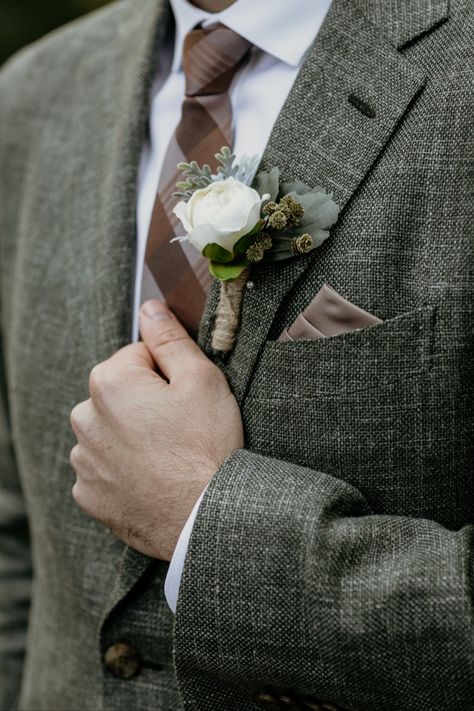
[259,0,427,214]
[200,0,428,401]
[354,0,450,48]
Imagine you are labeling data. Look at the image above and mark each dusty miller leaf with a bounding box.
[252,167,280,201]
[233,154,261,185]
[175,160,213,194]
[215,146,238,178]
[281,190,340,247]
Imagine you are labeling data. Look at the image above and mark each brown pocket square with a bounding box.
[279,283,383,342]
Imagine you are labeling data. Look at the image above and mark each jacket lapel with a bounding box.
[199,0,435,401]
[355,0,449,48]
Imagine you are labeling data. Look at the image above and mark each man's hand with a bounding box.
[69,299,243,561]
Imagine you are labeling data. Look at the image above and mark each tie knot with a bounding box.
[183,23,252,97]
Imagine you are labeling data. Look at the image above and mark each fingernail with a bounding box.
[141,300,172,321]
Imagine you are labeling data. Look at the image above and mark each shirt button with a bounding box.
[104,642,141,679]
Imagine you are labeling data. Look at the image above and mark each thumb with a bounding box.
[139,299,206,382]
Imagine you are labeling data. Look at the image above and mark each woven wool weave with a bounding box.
[0,0,472,709]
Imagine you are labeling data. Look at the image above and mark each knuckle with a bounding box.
[191,360,215,386]
[69,407,79,433]
[70,404,85,436]
[152,327,187,351]
[180,362,216,396]
[71,481,86,508]
[134,342,151,360]
[69,444,82,471]
[89,363,112,399]
[121,343,145,361]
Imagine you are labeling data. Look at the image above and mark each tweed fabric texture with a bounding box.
[0,2,181,710]
[177,0,474,708]
[0,0,473,710]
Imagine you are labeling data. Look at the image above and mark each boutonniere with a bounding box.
[173,147,339,353]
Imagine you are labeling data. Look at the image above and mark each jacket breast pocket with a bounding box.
[248,305,435,400]
[242,306,438,517]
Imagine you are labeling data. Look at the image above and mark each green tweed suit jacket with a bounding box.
[0,0,473,709]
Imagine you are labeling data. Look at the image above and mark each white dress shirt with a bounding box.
[132,0,333,612]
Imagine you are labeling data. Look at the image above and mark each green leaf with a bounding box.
[292,190,339,227]
[209,259,249,281]
[246,218,266,236]
[215,146,238,178]
[175,159,213,191]
[233,220,265,256]
[280,179,316,196]
[233,234,255,257]
[202,243,234,263]
[233,154,261,185]
[279,190,339,247]
[252,167,280,201]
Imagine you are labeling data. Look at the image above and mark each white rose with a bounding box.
[173,177,268,254]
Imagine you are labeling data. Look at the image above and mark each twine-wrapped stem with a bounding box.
[211,268,250,353]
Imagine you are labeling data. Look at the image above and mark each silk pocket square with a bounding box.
[279,283,382,342]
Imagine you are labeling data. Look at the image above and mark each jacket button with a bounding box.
[254,691,281,710]
[104,642,141,679]
[255,689,302,710]
[278,693,301,709]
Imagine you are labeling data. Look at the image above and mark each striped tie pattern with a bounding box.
[140,24,252,336]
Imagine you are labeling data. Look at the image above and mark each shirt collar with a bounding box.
[169,0,333,72]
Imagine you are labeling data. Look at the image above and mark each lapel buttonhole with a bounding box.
[347,93,377,118]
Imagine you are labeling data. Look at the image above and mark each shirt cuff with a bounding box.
[164,488,207,613]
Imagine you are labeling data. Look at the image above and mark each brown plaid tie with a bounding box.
[140,23,252,335]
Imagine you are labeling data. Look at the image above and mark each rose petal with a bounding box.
[179,179,269,254]
[187,223,236,253]
[172,200,193,233]
[210,190,268,234]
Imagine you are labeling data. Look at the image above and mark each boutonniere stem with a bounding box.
[212,268,250,352]
[172,147,340,353]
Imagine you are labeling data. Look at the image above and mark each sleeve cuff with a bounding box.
[164,487,207,613]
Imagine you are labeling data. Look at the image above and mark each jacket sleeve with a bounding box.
[0,331,32,710]
[173,449,474,711]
